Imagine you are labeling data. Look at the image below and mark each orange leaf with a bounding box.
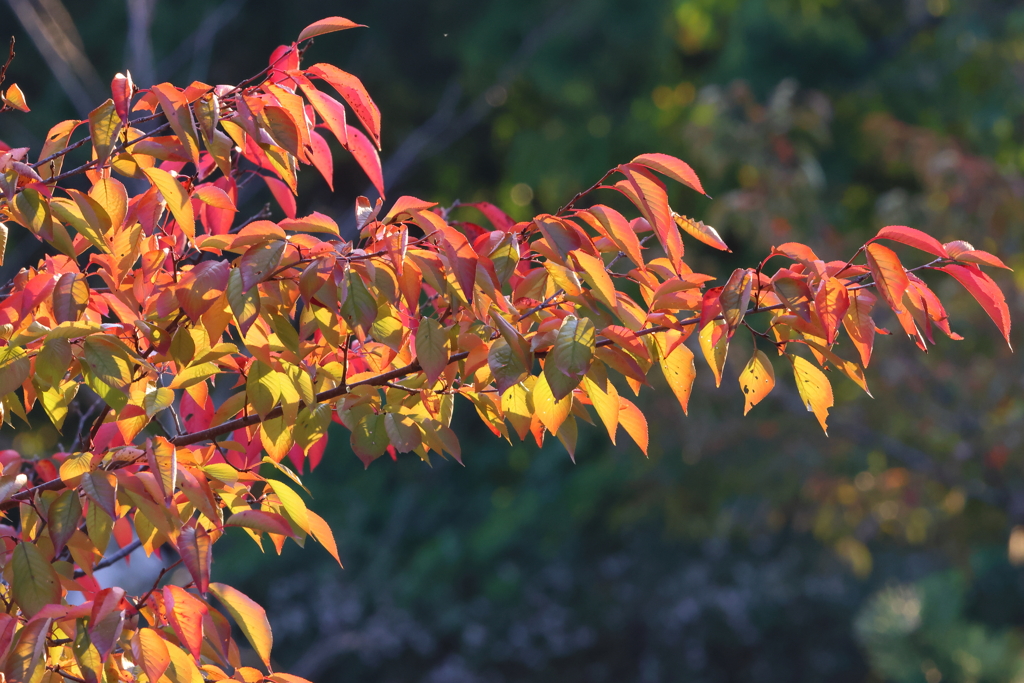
[132,628,170,683]
[864,243,910,314]
[789,355,833,434]
[151,83,201,165]
[579,204,645,268]
[581,365,619,444]
[3,83,29,112]
[162,586,206,663]
[842,291,876,367]
[307,509,343,567]
[300,84,349,148]
[298,17,366,41]
[570,250,616,311]
[617,165,682,270]
[616,396,649,455]
[630,152,707,195]
[209,583,273,668]
[814,277,850,345]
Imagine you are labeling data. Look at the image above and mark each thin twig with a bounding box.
[0,37,15,90]
[73,539,142,578]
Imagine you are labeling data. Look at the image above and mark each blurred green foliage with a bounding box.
[3,0,1024,680]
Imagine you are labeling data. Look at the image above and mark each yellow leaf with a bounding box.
[143,167,195,241]
[570,250,617,311]
[789,354,833,434]
[533,371,571,436]
[656,331,696,414]
[698,319,729,387]
[209,583,273,667]
[738,349,775,415]
[581,364,619,444]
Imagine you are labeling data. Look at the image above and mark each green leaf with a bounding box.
[47,488,82,553]
[88,98,121,162]
[11,542,61,617]
[240,240,286,292]
[83,335,133,392]
[488,338,529,394]
[384,412,421,453]
[415,317,449,385]
[350,412,389,467]
[340,270,378,332]
[247,360,282,420]
[35,337,72,387]
[227,268,261,336]
[0,346,30,397]
[209,583,273,667]
[265,479,311,535]
[144,386,174,418]
[543,315,596,401]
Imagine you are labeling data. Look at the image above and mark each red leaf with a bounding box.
[630,152,707,195]
[111,72,134,121]
[308,130,334,190]
[344,125,384,198]
[262,174,297,218]
[938,263,1012,348]
[306,63,381,147]
[864,243,910,314]
[178,525,212,594]
[873,225,947,258]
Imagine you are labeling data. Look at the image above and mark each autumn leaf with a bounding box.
[739,349,775,415]
[544,315,596,401]
[11,542,60,617]
[209,583,274,668]
[864,242,910,314]
[789,354,833,434]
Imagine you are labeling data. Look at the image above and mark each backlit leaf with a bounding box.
[544,315,596,401]
[415,318,450,386]
[298,16,365,41]
[864,242,910,314]
[789,354,833,434]
[209,583,273,667]
[11,542,60,617]
[698,319,729,388]
[143,167,195,241]
[738,349,775,415]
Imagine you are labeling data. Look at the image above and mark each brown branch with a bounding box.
[0,37,15,90]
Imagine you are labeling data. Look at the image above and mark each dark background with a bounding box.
[3,0,1024,681]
